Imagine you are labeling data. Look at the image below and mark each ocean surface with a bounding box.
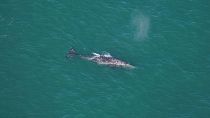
[0,0,210,118]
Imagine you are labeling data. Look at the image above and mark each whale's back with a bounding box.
[91,56,134,68]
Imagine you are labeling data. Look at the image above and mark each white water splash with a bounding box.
[132,12,150,40]
[101,52,112,57]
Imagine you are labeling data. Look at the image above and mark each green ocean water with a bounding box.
[0,0,210,118]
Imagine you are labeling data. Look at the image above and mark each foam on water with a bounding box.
[103,53,112,57]
[101,52,112,57]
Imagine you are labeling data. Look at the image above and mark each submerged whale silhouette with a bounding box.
[67,48,135,69]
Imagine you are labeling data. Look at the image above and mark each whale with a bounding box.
[67,48,135,69]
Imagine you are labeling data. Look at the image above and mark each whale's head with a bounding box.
[123,64,135,69]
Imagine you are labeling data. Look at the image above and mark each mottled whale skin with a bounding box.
[67,48,135,69]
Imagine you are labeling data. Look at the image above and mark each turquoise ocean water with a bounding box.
[1,0,210,117]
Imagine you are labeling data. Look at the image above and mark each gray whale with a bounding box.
[67,48,135,69]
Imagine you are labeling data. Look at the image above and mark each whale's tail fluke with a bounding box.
[66,48,78,58]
